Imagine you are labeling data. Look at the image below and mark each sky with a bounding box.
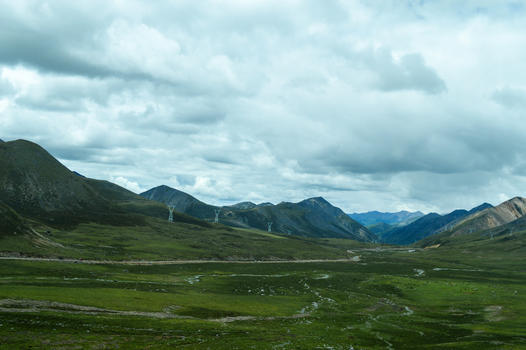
[2,0,526,214]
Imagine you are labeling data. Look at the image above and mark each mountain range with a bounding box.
[1,138,526,252]
[380,203,493,245]
[141,185,375,241]
[348,210,424,227]
[0,139,207,230]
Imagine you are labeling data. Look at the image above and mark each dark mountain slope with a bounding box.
[0,201,30,236]
[141,186,376,241]
[0,140,112,224]
[221,198,375,241]
[140,185,217,219]
[0,140,186,227]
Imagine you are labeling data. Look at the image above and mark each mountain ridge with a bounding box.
[348,210,424,227]
[442,197,526,237]
[381,203,493,245]
[140,185,376,241]
[0,139,203,228]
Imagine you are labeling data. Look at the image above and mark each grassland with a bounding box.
[0,241,525,349]
[0,216,378,262]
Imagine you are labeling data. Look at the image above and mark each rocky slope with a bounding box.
[448,197,526,236]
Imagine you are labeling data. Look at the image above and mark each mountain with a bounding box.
[442,197,526,237]
[381,203,492,245]
[417,210,526,253]
[140,185,216,219]
[227,201,258,210]
[0,139,195,228]
[0,201,30,236]
[348,210,424,226]
[0,139,374,261]
[141,186,376,241]
[367,222,396,235]
[221,197,376,241]
[257,202,273,207]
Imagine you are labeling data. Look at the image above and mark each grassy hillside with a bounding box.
[0,214,374,261]
[0,201,30,237]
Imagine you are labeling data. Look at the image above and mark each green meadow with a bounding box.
[0,217,373,261]
[1,244,525,349]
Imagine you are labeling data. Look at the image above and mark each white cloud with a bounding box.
[2,1,526,213]
[111,176,143,194]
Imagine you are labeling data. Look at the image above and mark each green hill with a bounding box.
[0,201,30,236]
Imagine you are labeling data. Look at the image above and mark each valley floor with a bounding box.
[0,248,525,349]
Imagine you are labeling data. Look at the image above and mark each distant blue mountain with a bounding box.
[348,210,424,227]
[381,203,493,245]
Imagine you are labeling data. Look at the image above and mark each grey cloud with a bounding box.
[371,50,447,94]
[173,174,196,186]
[0,34,111,78]
[202,154,239,165]
[48,146,99,162]
[492,86,526,108]
[0,78,13,96]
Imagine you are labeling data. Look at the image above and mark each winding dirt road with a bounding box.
[0,256,359,265]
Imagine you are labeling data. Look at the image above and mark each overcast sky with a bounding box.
[2,1,526,213]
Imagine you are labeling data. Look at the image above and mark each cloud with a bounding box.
[111,176,143,194]
[371,50,447,94]
[492,86,526,108]
[2,1,526,213]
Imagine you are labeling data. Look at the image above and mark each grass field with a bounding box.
[1,243,525,349]
[0,217,376,262]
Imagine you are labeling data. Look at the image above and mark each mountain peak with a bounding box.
[229,201,257,210]
[300,197,330,205]
[508,196,526,204]
[468,202,493,214]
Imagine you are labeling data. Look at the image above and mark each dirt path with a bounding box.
[0,256,359,265]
